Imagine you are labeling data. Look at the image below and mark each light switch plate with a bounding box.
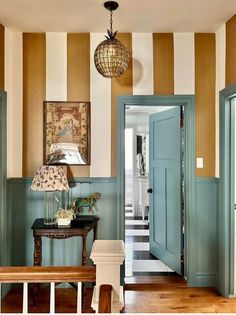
[196,157,204,168]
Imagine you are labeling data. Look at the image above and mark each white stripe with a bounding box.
[125,261,133,277]
[166,266,174,272]
[46,33,67,101]
[132,33,153,95]
[216,24,226,178]
[90,33,111,177]
[216,24,226,93]
[125,242,133,251]
[125,229,149,236]
[125,213,133,217]
[5,28,23,177]
[125,250,133,260]
[127,242,150,251]
[174,33,194,94]
[23,282,28,314]
[50,282,55,314]
[125,220,148,225]
[77,282,82,313]
[132,260,170,272]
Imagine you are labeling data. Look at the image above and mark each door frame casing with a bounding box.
[219,83,236,297]
[117,95,195,283]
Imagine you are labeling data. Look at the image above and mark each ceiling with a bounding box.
[0,0,235,33]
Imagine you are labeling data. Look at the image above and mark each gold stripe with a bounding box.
[0,24,4,90]
[195,33,216,177]
[23,33,46,176]
[67,33,90,177]
[226,15,236,86]
[153,33,174,94]
[111,33,133,176]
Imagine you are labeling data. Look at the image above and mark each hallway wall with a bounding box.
[1,29,218,178]
[0,16,236,179]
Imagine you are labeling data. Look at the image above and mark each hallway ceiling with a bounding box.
[0,0,235,32]
[126,106,171,115]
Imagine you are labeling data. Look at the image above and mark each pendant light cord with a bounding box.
[110,9,113,35]
[94,1,129,78]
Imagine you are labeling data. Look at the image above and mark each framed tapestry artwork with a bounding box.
[44,101,90,165]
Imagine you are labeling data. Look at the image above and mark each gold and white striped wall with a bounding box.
[2,15,236,179]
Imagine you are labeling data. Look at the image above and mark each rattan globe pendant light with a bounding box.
[94,1,129,78]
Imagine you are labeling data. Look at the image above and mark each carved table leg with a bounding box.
[82,235,87,266]
[34,235,42,266]
[33,234,42,305]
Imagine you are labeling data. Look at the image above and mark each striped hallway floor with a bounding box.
[125,206,174,277]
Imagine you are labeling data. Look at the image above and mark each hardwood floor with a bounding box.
[2,277,236,313]
[124,276,236,313]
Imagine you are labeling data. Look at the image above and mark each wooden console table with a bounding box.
[31,215,99,266]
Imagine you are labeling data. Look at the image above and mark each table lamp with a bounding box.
[30,165,69,225]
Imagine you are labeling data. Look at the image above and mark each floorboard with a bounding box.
[123,276,236,313]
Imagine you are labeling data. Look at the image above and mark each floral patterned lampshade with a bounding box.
[30,165,69,191]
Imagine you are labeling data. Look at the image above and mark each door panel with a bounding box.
[149,107,182,275]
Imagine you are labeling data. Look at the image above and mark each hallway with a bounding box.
[125,205,174,276]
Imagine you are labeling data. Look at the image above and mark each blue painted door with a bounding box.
[149,107,182,275]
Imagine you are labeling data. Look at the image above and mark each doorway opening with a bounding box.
[117,95,196,286]
[124,105,185,278]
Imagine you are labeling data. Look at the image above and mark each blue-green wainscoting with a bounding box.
[7,177,117,267]
[6,176,219,289]
[192,177,219,287]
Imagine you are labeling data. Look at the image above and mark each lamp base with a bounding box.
[44,191,57,225]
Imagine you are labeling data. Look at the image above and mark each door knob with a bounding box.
[147,188,153,194]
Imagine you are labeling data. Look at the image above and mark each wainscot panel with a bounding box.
[193,177,219,287]
[7,177,117,267]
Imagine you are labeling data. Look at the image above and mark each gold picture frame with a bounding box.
[44,101,90,165]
